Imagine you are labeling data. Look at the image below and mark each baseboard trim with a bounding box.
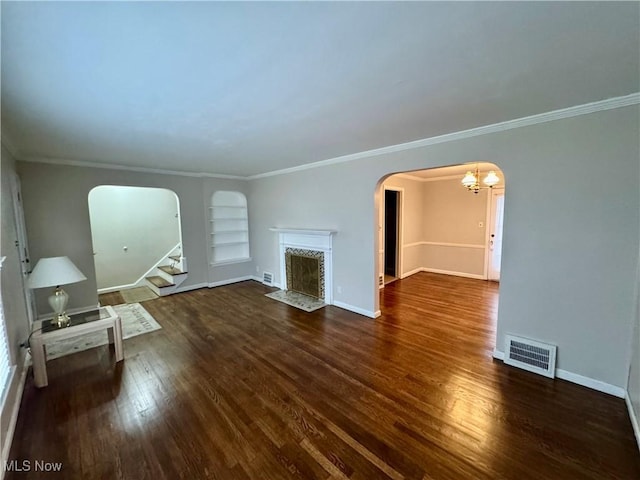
[333,301,377,319]
[174,282,208,293]
[493,349,625,398]
[625,391,640,452]
[97,283,136,294]
[422,267,485,280]
[207,276,255,288]
[1,353,29,480]
[401,267,423,279]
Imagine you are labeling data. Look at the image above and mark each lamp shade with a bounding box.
[27,256,87,289]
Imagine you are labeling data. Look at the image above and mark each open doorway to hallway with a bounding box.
[376,162,505,344]
[88,185,186,304]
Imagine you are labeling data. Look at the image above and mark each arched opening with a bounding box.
[88,185,183,298]
[374,162,505,351]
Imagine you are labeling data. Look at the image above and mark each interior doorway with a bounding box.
[383,188,401,284]
[487,188,505,281]
[10,172,37,323]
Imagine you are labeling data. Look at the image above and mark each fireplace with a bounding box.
[270,228,336,305]
[286,248,325,299]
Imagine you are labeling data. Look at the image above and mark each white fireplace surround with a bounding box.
[270,228,336,305]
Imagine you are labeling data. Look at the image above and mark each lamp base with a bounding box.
[48,287,70,328]
[52,313,70,328]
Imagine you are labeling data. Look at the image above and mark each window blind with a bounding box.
[0,257,13,405]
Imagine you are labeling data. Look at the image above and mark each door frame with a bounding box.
[483,187,505,281]
[381,186,404,285]
[10,172,37,323]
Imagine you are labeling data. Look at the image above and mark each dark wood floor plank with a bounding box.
[6,273,640,479]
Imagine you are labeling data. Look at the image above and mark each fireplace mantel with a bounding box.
[271,228,335,305]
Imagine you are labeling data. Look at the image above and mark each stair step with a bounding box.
[169,255,182,262]
[146,276,175,288]
[159,266,187,276]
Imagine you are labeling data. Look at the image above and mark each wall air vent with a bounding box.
[504,334,557,378]
[262,271,273,286]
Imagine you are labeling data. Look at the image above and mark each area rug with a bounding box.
[120,286,158,303]
[44,303,162,360]
[265,290,326,313]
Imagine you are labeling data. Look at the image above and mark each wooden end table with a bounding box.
[30,306,123,387]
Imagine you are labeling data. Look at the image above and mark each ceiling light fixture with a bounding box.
[461,165,500,194]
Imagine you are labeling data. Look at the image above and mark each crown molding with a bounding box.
[0,130,21,159]
[248,92,640,180]
[17,156,248,180]
[7,93,639,181]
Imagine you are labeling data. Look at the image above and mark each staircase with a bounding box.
[145,250,188,296]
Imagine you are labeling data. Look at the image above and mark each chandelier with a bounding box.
[461,165,500,194]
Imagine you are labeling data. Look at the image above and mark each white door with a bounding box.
[10,173,37,322]
[488,189,505,281]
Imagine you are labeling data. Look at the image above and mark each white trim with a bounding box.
[10,94,639,181]
[174,282,208,294]
[421,267,485,280]
[400,267,423,279]
[0,353,29,480]
[19,156,247,180]
[625,391,640,452]
[486,188,505,281]
[37,304,100,321]
[248,93,640,180]
[494,349,626,398]
[207,276,255,288]
[209,257,253,267]
[333,301,377,319]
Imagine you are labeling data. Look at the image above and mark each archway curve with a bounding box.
[372,161,506,346]
[88,185,183,293]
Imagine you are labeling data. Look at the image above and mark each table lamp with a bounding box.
[28,256,87,327]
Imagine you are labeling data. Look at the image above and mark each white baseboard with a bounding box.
[97,283,136,294]
[401,267,423,279]
[421,267,485,280]
[333,301,377,319]
[174,282,208,294]
[373,310,382,318]
[493,349,625,398]
[625,391,640,452]
[1,353,29,480]
[37,304,100,321]
[208,276,255,288]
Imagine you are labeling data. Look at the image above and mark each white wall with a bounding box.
[0,145,30,463]
[249,105,640,390]
[17,162,254,315]
[88,185,181,290]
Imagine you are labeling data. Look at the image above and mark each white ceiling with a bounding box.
[2,2,638,177]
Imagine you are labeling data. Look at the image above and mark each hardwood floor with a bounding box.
[7,273,640,479]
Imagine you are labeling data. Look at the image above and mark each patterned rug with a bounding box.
[120,286,158,303]
[265,290,326,313]
[44,303,162,360]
